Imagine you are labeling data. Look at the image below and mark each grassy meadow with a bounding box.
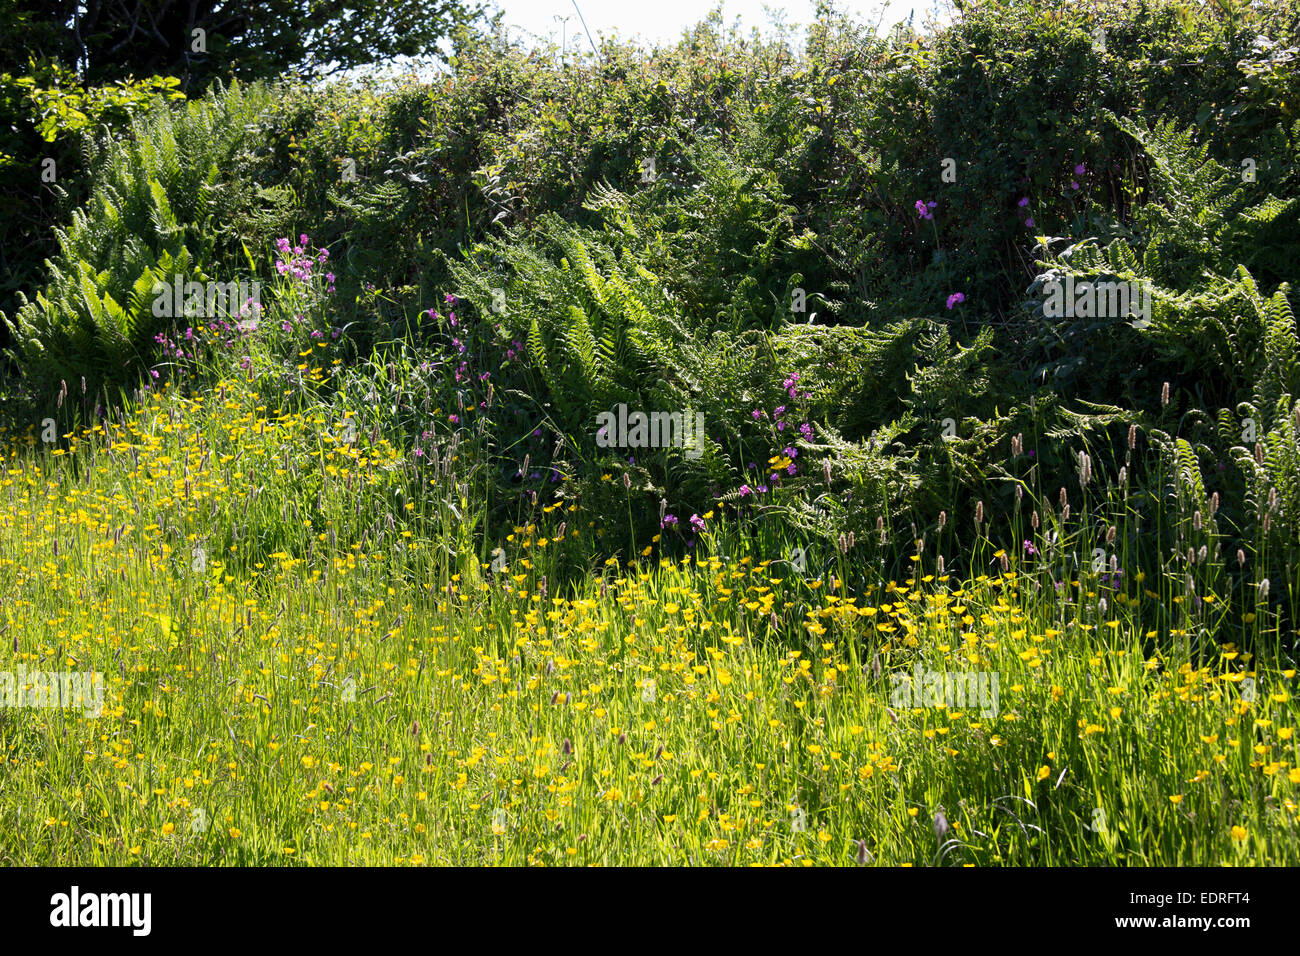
[1,354,1296,865]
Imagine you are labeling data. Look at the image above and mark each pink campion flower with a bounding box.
[445,293,458,305]
[915,199,936,220]
[799,423,813,441]
[774,405,786,418]
[689,514,706,533]
[739,484,752,496]
[751,409,762,420]
[946,292,965,309]
[448,414,459,424]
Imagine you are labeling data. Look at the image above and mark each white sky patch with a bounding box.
[332,0,955,86]
[490,0,949,50]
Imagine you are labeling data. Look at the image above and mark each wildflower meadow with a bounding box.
[1,0,1299,884]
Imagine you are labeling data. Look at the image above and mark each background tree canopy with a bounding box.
[1,0,485,89]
